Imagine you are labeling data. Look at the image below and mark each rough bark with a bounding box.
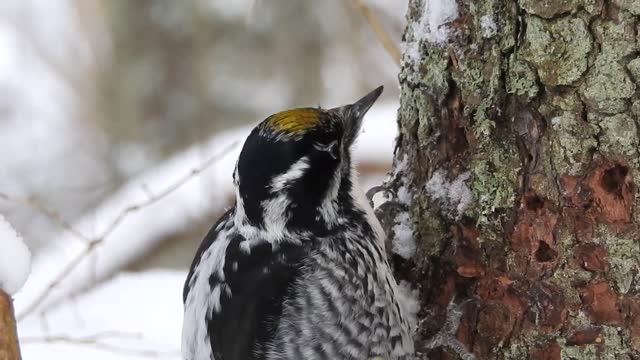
[383,0,640,358]
[0,291,21,360]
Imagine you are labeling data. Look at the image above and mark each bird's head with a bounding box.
[233,86,383,236]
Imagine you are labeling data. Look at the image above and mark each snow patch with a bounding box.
[392,212,415,260]
[413,0,459,44]
[396,185,412,206]
[480,15,497,37]
[550,116,563,127]
[0,214,31,295]
[19,271,183,360]
[402,0,458,73]
[394,156,412,206]
[425,169,473,218]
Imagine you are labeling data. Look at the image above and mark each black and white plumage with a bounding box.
[182,86,415,360]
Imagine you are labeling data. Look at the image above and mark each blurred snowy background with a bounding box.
[0,0,407,358]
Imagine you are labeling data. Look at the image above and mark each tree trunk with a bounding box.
[384,0,640,358]
[0,291,21,360]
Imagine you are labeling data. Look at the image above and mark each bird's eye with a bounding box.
[314,140,339,159]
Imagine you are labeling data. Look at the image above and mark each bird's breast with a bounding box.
[264,236,415,359]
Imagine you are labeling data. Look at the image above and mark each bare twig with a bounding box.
[98,141,238,242]
[21,330,144,342]
[351,0,401,66]
[0,193,90,242]
[22,331,180,358]
[10,141,238,320]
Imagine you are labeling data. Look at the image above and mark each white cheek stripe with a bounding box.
[318,166,341,226]
[270,156,310,192]
[233,157,311,243]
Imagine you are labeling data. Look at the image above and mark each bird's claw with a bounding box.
[366,185,394,208]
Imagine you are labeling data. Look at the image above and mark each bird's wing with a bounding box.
[183,210,309,360]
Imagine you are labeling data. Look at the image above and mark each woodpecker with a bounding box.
[182,86,415,360]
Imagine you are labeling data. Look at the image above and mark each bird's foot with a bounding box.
[366,185,392,208]
[366,185,409,214]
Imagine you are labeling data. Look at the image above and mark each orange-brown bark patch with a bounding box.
[471,274,525,357]
[474,301,516,358]
[508,193,559,277]
[455,300,479,358]
[560,161,635,238]
[573,243,609,273]
[524,281,567,334]
[578,281,623,325]
[622,297,640,352]
[585,163,635,227]
[566,327,602,346]
[452,224,485,278]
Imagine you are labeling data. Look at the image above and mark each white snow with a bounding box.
[425,169,473,218]
[396,184,412,205]
[14,102,398,318]
[480,15,497,37]
[550,116,563,127]
[413,0,458,44]
[0,214,31,295]
[392,212,415,260]
[403,0,459,66]
[394,156,413,206]
[382,154,412,208]
[19,270,183,360]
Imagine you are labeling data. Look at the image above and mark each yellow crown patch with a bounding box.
[262,108,323,135]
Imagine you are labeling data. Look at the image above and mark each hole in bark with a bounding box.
[448,125,469,155]
[535,241,557,262]
[601,165,628,196]
[526,195,544,211]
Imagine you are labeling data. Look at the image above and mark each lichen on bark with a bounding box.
[386,0,640,358]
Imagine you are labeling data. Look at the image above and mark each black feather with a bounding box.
[183,208,311,360]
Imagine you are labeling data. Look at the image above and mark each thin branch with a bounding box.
[21,330,144,342]
[22,331,179,358]
[16,238,99,321]
[351,0,401,66]
[97,141,238,242]
[12,141,239,320]
[0,193,90,242]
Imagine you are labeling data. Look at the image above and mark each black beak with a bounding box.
[339,85,384,146]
